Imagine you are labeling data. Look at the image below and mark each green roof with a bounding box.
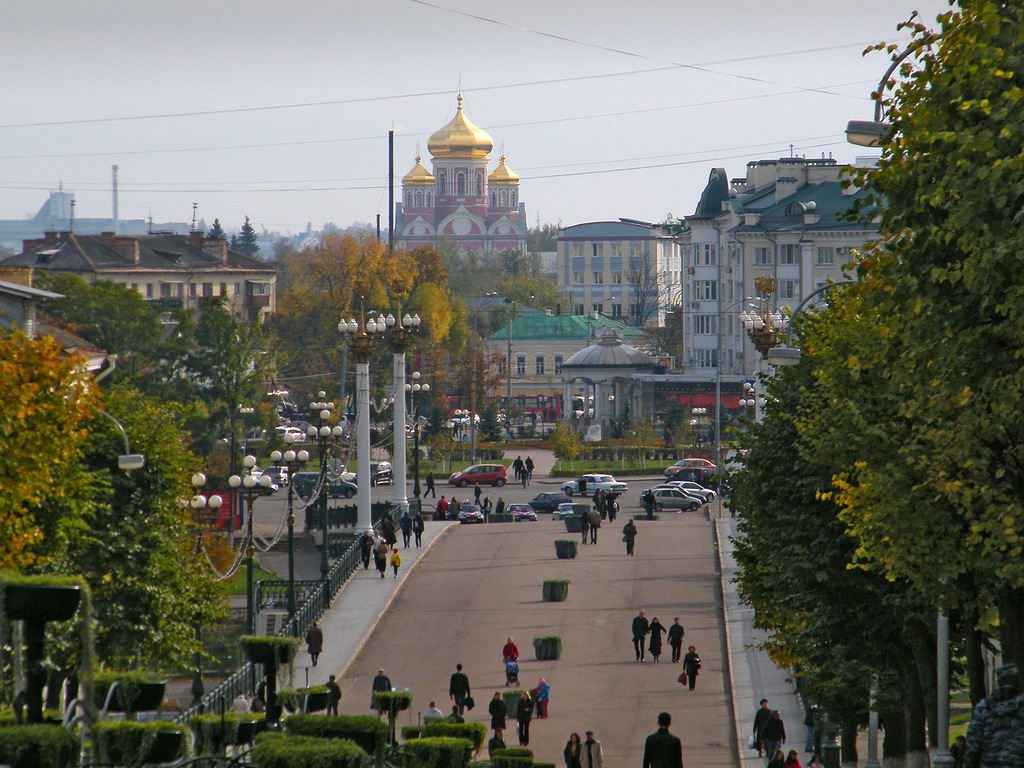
[487,313,647,342]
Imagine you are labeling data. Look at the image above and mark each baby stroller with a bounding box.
[505,659,519,686]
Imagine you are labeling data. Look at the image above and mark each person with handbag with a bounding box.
[681,645,701,690]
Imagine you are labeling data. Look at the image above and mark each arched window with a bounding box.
[490,190,497,207]
[437,172,446,194]
[427,191,433,207]
[510,191,517,207]
[406,191,413,207]
[500,190,508,207]
[415,190,423,207]
[477,173,484,196]
[456,173,466,196]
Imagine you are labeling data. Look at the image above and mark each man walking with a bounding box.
[425,472,436,498]
[752,699,772,756]
[371,668,392,709]
[643,712,684,768]
[760,710,786,763]
[632,609,650,661]
[588,507,601,543]
[667,618,685,663]
[581,730,603,768]
[579,510,590,545]
[305,622,323,667]
[525,455,535,484]
[326,675,341,716]
[449,663,471,716]
[400,512,412,548]
[622,519,638,556]
[412,511,425,547]
[488,728,507,760]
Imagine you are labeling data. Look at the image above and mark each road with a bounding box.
[328,506,734,768]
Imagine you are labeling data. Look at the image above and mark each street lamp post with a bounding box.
[406,372,430,500]
[339,311,387,532]
[384,312,421,514]
[189,473,222,705]
[739,276,786,361]
[228,456,272,635]
[306,394,344,584]
[270,435,309,636]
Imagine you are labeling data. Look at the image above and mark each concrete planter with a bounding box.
[541,581,569,602]
[553,540,577,560]
[532,636,562,661]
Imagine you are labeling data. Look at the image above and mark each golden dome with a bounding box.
[488,155,519,184]
[427,95,493,159]
[402,155,435,186]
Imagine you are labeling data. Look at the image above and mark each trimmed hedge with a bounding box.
[492,747,534,768]
[284,713,388,755]
[533,636,562,661]
[374,690,413,714]
[279,686,331,713]
[91,721,188,766]
[0,725,78,768]
[190,713,265,753]
[423,721,487,753]
[240,635,300,667]
[0,709,63,727]
[251,732,366,768]
[402,725,424,741]
[403,736,474,768]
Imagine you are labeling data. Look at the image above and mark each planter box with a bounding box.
[4,584,81,623]
[489,514,513,523]
[98,681,166,713]
[502,691,523,719]
[563,516,583,533]
[553,541,577,560]
[541,581,569,602]
[147,730,185,763]
[241,638,297,667]
[532,637,562,661]
[632,514,660,521]
[303,691,330,713]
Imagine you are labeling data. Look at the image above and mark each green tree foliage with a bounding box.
[207,219,226,240]
[236,216,260,257]
[526,223,558,253]
[547,423,583,466]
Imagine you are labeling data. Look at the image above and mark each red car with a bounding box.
[448,463,508,487]
[665,459,717,482]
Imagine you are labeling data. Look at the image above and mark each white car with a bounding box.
[661,480,716,503]
[552,502,577,520]
[560,473,628,497]
[275,425,304,439]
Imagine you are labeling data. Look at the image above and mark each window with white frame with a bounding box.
[516,356,527,375]
[778,279,798,299]
[700,243,717,265]
[592,243,603,258]
[572,244,583,259]
[593,271,604,284]
[497,355,508,375]
[574,304,585,315]
[695,281,718,301]
[610,304,622,317]
[630,242,643,258]
[816,246,834,265]
[694,315,717,334]
[779,244,800,264]
[610,243,622,258]
[554,355,564,373]
[695,349,717,368]
[612,271,622,284]
[535,355,545,375]
[754,247,772,265]
[591,304,603,315]
[573,272,585,284]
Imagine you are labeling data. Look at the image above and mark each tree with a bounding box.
[207,218,226,240]
[548,423,584,470]
[236,216,260,257]
[527,223,558,254]
[628,250,660,327]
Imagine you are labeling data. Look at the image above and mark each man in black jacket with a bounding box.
[667,617,685,663]
[632,609,650,661]
[752,699,772,756]
[643,712,684,768]
[449,663,471,715]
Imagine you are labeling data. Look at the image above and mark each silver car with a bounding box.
[650,487,701,512]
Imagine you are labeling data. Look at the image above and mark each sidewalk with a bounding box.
[716,517,806,768]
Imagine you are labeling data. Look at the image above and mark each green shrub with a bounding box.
[284,713,388,754]
[190,712,264,753]
[423,721,487,752]
[402,725,424,741]
[240,635,300,667]
[374,690,413,714]
[93,671,166,713]
[279,685,331,713]
[0,724,78,768]
[91,721,188,766]
[532,636,563,660]
[251,732,366,768]
[0,709,63,727]
[492,747,534,768]
[403,736,474,768]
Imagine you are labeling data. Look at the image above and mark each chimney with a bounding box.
[189,231,203,249]
[44,231,59,242]
[108,236,140,264]
[201,238,228,265]
[0,265,34,287]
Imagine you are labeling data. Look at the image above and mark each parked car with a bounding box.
[508,503,537,522]
[457,504,485,524]
[370,461,393,486]
[665,459,717,481]
[448,463,507,487]
[276,425,305,440]
[291,471,319,499]
[261,466,289,487]
[248,469,279,496]
[649,487,701,512]
[561,473,628,496]
[528,491,572,513]
[651,484,707,503]
[662,480,716,503]
[552,502,576,521]
[292,472,357,499]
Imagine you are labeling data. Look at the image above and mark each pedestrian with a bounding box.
[767,750,786,768]
[761,710,786,763]
[525,455,535,484]
[380,515,397,547]
[648,617,666,662]
[232,692,249,713]
[593,488,604,518]
[513,455,524,483]
[449,496,461,520]
[565,733,583,768]
[304,622,323,667]
[447,705,465,723]
[642,711,684,768]
[449,663,471,716]
[785,749,802,768]
[642,488,656,520]
[495,497,506,517]
[806,755,824,768]
[326,674,341,716]
[482,497,492,522]
[474,485,482,505]
[390,546,402,578]
[374,539,389,578]
[516,690,534,745]
[371,668,392,710]
[534,678,550,718]
[950,736,966,768]
[423,700,446,724]
[606,493,618,522]
[579,510,590,545]
[681,646,701,691]
[489,692,507,731]
[425,472,436,498]
[752,699,772,756]
[436,496,449,520]
[581,730,603,768]
[668,618,685,663]
[963,663,1024,768]
[803,704,816,752]
[632,609,650,661]
[400,511,412,548]
[521,466,528,488]
[587,507,600,543]
[413,511,425,547]
[360,528,374,569]
[489,728,507,760]
[622,519,637,556]
[502,637,520,661]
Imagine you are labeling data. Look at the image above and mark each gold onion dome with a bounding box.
[427,95,493,159]
[403,155,434,186]
[488,155,519,184]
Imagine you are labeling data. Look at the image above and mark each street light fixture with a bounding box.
[189,473,222,705]
[384,311,422,514]
[339,310,387,532]
[270,434,309,636]
[845,44,922,147]
[228,456,271,635]
[739,276,787,360]
[406,371,430,501]
[306,393,344,585]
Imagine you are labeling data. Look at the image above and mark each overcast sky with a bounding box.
[0,0,952,237]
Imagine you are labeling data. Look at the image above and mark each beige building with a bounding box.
[2,230,276,322]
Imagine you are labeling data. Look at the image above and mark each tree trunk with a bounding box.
[45,669,65,711]
[908,620,937,749]
[905,664,929,768]
[965,620,988,708]
[881,704,907,768]
[997,585,1024,669]
[65,674,79,707]
[841,723,859,768]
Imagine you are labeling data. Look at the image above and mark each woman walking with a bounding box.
[682,645,701,690]
[648,617,666,662]
[564,733,582,768]
[489,692,507,731]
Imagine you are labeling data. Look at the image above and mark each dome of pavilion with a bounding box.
[427,95,493,159]
[561,327,656,370]
[488,155,519,185]
[402,155,435,186]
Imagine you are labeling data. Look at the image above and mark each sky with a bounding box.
[0,0,953,238]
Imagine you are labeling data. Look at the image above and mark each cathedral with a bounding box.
[395,96,528,256]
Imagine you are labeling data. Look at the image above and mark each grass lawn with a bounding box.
[226,562,280,595]
[550,457,680,477]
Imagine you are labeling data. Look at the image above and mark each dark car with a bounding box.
[457,504,485,524]
[528,492,572,514]
[292,472,357,500]
[292,471,319,499]
[370,461,393,486]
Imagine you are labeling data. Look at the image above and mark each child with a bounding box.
[390,547,402,578]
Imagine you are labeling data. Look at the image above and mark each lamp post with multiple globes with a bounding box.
[306,394,345,585]
[406,371,430,501]
[189,473,222,705]
[228,456,272,635]
[383,311,422,514]
[270,434,309,635]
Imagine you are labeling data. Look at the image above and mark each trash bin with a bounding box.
[821,720,840,768]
